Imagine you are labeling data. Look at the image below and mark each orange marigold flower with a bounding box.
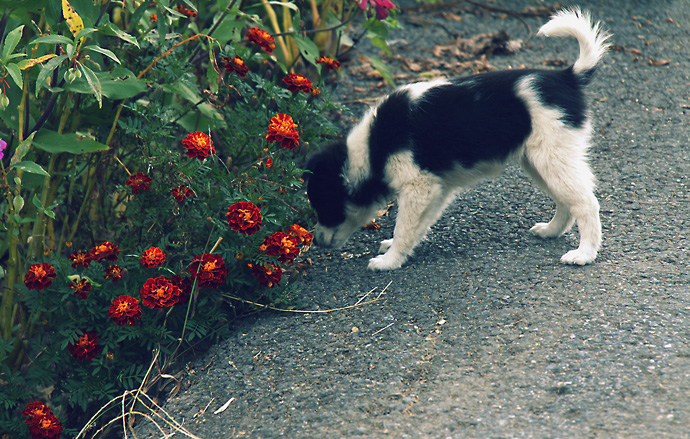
[260,232,301,263]
[226,201,263,235]
[140,246,166,268]
[316,56,341,70]
[27,412,63,439]
[187,254,228,289]
[68,330,102,361]
[151,13,157,22]
[246,28,275,53]
[108,295,142,326]
[266,113,299,150]
[104,265,123,282]
[24,263,56,291]
[90,241,119,262]
[171,185,193,202]
[182,132,215,160]
[248,263,282,288]
[70,278,92,300]
[287,224,313,246]
[69,250,92,269]
[140,275,181,308]
[126,172,152,194]
[175,4,197,17]
[22,401,52,420]
[222,56,249,78]
[282,73,314,94]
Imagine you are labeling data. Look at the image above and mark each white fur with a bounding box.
[537,8,611,74]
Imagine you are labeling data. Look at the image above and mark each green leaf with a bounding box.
[36,54,68,96]
[83,45,121,64]
[32,194,56,219]
[33,130,109,154]
[2,25,24,61]
[10,161,50,177]
[62,67,147,100]
[29,35,74,47]
[80,64,102,108]
[102,23,140,48]
[293,31,321,68]
[10,132,36,165]
[5,63,22,89]
[367,56,396,87]
[13,194,24,214]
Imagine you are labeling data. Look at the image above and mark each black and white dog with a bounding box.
[306,8,610,271]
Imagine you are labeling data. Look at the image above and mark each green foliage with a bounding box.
[0,0,399,436]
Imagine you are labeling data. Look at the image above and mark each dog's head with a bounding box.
[305,142,370,248]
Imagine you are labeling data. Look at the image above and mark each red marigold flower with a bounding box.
[266,113,300,150]
[171,274,193,304]
[27,412,63,439]
[287,224,313,246]
[226,201,263,235]
[140,276,181,308]
[69,278,92,300]
[282,73,314,94]
[140,246,166,269]
[104,265,123,282]
[69,250,92,269]
[187,254,228,289]
[151,13,157,22]
[182,132,215,160]
[175,4,197,17]
[316,56,341,70]
[359,0,396,20]
[248,263,282,288]
[260,232,301,263]
[222,55,249,77]
[126,172,152,194]
[22,401,51,420]
[90,241,119,262]
[24,263,56,291]
[68,330,102,361]
[246,28,275,54]
[108,295,142,326]
[171,185,193,202]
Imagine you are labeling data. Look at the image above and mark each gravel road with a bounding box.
[136,0,690,437]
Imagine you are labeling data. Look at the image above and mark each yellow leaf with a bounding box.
[17,54,58,70]
[62,0,84,43]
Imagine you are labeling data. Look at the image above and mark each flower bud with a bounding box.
[0,94,9,110]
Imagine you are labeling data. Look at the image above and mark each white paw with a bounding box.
[368,252,405,271]
[560,248,597,265]
[530,222,560,238]
[378,239,394,253]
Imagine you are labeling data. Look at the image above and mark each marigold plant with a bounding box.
[125,172,152,194]
[108,295,143,326]
[24,263,56,291]
[140,246,166,269]
[67,330,102,361]
[187,254,229,289]
[140,276,182,309]
[181,132,215,160]
[266,113,300,151]
[226,201,263,235]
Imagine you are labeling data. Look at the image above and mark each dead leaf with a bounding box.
[649,58,671,66]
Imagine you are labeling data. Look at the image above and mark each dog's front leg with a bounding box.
[368,179,443,271]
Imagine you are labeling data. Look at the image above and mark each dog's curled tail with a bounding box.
[537,8,611,78]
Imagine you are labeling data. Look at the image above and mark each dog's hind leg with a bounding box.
[369,178,446,270]
[523,148,601,265]
[520,156,576,237]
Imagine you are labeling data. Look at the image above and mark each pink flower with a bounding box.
[359,0,396,20]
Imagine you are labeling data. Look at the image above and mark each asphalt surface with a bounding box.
[135,1,690,437]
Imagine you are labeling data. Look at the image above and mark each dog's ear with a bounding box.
[303,141,347,180]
